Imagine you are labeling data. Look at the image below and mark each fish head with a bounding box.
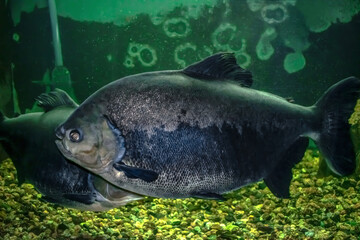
[55,104,125,174]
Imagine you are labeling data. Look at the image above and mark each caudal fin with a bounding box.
[314,76,360,175]
[0,111,4,123]
[0,112,8,164]
[0,111,6,134]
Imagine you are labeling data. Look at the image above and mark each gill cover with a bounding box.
[105,115,159,182]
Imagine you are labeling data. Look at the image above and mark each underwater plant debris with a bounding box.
[1,150,360,239]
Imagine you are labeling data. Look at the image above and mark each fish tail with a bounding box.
[0,111,10,135]
[0,112,7,163]
[0,112,6,138]
[314,76,360,175]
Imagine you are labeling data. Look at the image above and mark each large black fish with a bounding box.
[55,53,360,200]
[0,89,142,210]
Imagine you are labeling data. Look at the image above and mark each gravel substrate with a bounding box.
[0,149,360,240]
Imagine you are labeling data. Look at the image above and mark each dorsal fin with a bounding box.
[35,88,78,112]
[183,52,253,87]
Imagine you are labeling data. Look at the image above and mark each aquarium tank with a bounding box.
[1,0,360,239]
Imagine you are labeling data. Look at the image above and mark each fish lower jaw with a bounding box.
[88,159,114,175]
[86,164,109,175]
[55,140,78,163]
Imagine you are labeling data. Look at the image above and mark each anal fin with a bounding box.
[264,137,308,198]
[63,193,95,205]
[191,191,225,201]
[41,194,95,205]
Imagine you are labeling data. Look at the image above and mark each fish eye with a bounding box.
[69,129,83,143]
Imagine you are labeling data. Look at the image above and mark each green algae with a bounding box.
[1,149,360,239]
[283,52,306,74]
[256,27,277,61]
[297,0,360,33]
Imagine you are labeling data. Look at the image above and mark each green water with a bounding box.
[1,0,360,239]
[2,0,360,111]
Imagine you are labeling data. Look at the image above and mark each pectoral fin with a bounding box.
[113,162,159,182]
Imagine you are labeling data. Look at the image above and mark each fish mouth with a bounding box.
[55,139,74,160]
[55,139,112,174]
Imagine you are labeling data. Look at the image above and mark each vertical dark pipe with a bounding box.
[48,0,63,67]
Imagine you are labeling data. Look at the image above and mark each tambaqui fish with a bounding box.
[55,53,360,200]
[0,89,142,210]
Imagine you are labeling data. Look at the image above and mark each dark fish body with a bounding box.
[0,90,141,210]
[102,73,312,198]
[56,53,360,199]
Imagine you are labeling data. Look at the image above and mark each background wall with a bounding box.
[1,0,360,112]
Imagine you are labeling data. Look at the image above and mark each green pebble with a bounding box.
[225,224,238,231]
[209,235,217,240]
[171,219,181,225]
[305,231,315,237]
